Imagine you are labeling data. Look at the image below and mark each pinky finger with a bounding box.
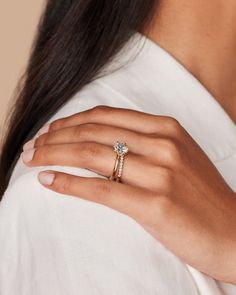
[37,171,154,221]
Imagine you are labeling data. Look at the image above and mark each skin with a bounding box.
[21,0,236,284]
[22,106,236,284]
[147,0,236,122]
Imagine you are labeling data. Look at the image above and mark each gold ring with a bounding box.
[109,154,120,182]
[109,141,129,183]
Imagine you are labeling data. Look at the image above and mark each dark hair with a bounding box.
[0,0,157,198]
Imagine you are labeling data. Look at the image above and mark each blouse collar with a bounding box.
[114,32,236,162]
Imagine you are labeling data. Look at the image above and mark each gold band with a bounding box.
[109,141,129,183]
[109,154,120,182]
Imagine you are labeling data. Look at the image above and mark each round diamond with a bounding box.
[114,141,129,156]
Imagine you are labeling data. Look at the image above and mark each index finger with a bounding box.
[38,170,156,224]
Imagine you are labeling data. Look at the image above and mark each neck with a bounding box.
[145,0,236,123]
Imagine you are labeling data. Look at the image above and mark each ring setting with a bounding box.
[114,141,129,156]
[109,141,129,183]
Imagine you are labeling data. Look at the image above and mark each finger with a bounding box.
[37,170,156,222]
[33,123,157,157]
[29,123,184,170]
[38,106,183,138]
[21,142,171,193]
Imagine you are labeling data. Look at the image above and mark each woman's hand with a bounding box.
[21,106,236,284]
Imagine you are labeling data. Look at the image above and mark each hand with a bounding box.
[21,105,236,284]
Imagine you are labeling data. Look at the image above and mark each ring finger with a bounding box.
[25,123,166,162]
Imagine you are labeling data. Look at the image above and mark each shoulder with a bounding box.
[1,169,132,237]
[0,171,198,295]
[0,169,128,259]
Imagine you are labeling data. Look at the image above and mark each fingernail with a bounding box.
[23,139,35,151]
[21,148,35,163]
[37,124,50,136]
[38,171,55,186]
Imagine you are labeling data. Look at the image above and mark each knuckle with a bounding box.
[162,139,182,166]
[34,146,55,165]
[143,137,162,158]
[38,131,58,146]
[159,168,175,193]
[34,135,44,147]
[79,143,100,164]
[57,175,71,193]
[74,124,96,140]
[87,143,100,158]
[146,136,159,151]
[90,105,110,117]
[165,117,182,135]
[50,118,65,131]
[94,180,112,196]
[71,126,81,139]
[34,147,47,163]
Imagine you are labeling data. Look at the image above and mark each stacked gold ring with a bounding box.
[109,141,129,183]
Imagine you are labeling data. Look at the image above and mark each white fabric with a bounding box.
[0,32,236,295]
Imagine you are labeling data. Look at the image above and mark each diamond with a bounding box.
[114,141,129,156]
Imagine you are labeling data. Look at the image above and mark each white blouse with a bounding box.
[0,32,236,295]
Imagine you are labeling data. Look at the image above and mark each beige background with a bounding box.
[0,1,44,138]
